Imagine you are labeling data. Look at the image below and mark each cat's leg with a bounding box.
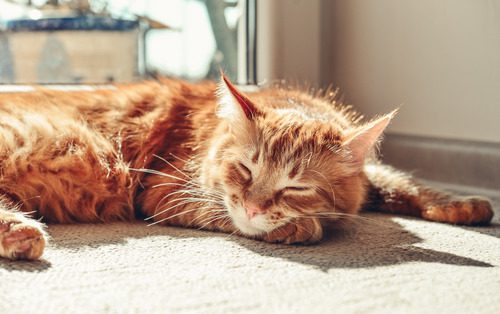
[0,196,47,260]
[363,163,494,225]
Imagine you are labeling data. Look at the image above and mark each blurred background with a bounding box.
[0,0,242,82]
[0,0,499,197]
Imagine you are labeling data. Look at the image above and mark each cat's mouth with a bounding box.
[233,218,266,236]
[228,207,271,236]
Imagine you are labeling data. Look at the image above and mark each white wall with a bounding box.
[257,0,321,85]
[321,0,500,143]
[258,0,500,143]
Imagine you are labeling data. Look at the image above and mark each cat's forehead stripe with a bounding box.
[288,163,300,179]
[251,149,259,163]
[276,169,302,189]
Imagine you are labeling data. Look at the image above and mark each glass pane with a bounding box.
[0,0,240,83]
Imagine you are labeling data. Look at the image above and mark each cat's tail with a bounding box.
[362,163,494,225]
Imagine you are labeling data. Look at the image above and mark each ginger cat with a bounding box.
[0,75,493,260]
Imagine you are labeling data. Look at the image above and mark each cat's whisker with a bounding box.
[193,208,227,221]
[168,152,190,164]
[130,168,193,185]
[190,210,227,227]
[152,180,226,200]
[158,185,225,201]
[189,209,211,224]
[149,196,225,221]
[151,205,227,228]
[147,207,204,226]
[181,206,210,225]
[221,216,232,228]
[225,225,240,240]
[214,217,230,235]
[160,189,223,204]
[176,188,226,200]
[189,211,213,227]
[134,164,227,202]
[153,186,225,213]
[152,182,192,189]
[146,199,198,220]
[152,153,191,179]
[197,214,229,231]
[162,196,225,207]
[153,182,201,192]
[138,166,226,199]
[154,191,188,213]
[154,188,205,213]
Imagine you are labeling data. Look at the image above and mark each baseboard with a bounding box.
[380,133,500,196]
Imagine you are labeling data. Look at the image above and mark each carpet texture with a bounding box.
[1,211,499,314]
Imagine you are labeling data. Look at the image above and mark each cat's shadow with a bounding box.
[458,223,500,239]
[229,214,496,270]
[54,214,498,270]
[1,213,496,272]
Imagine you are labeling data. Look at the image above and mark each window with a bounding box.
[0,0,255,84]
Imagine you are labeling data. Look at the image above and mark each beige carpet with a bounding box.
[1,211,499,314]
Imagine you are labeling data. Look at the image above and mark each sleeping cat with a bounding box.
[0,75,493,260]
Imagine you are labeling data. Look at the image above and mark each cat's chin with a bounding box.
[232,217,266,236]
[229,212,269,236]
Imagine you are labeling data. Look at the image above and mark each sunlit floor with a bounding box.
[1,209,499,314]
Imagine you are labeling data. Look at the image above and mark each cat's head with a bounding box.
[202,75,394,237]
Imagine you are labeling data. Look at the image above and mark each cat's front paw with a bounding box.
[422,196,493,225]
[262,218,323,244]
[0,216,46,260]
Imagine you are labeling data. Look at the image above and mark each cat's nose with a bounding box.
[244,202,266,219]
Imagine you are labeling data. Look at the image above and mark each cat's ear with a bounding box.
[343,110,397,167]
[216,73,262,123]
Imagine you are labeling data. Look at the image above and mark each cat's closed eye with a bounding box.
[283,186,312,192]
[237,162,252,179]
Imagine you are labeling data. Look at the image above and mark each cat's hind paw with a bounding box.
[0,216,46,260]
[422,196,494,225]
